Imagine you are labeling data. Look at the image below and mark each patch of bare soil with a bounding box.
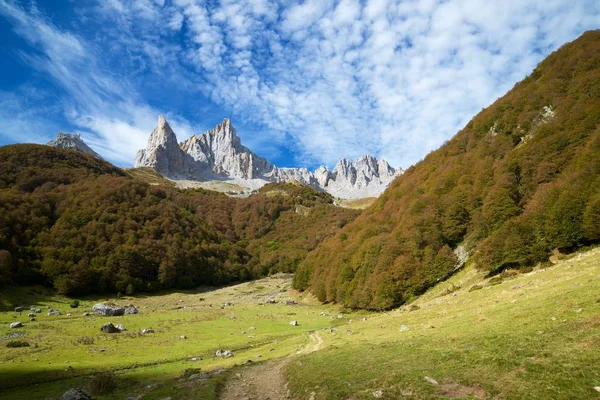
[438,381,487,399]
[219,332,322,400]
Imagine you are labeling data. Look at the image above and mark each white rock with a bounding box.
[424,376,439,385]
[47,133,102,159]
[135,116,402,199]
[290,320,299,326]
[400,325,409,332]
[9,322,23,328]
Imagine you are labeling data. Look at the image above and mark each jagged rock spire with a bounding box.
[135,115,402,198]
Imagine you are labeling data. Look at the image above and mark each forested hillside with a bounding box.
[294,30,600,310]
[0,145,358,295]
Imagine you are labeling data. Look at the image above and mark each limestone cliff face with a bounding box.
[135,116,402,198]
[47,133,102,159]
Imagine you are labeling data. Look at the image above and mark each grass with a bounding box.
[335,197,377,210]
[286,248,600,399]
[0,274,355,399]
[1,249,599,399]
[125,167,176,187]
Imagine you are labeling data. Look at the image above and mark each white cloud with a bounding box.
[1,0,599,170]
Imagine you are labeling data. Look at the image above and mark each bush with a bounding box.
[88,371,118,394]
[69,299,80,308]
[6,340,29,348]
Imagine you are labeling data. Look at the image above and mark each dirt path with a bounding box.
[219,332,322,400]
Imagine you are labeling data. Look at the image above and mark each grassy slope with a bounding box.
[1,248,598,399]
[0,276,356,399]
[287,248,600,399]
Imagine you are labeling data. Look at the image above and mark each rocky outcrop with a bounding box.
[135,116,402,198]
[47,133,102,159]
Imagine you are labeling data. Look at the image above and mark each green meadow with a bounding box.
[1,248,599,399]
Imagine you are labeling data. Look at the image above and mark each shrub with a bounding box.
[6,340,29,348]
[88,371,118,394]
[70,299,80,308]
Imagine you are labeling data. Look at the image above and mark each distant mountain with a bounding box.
[293,30,600,310]
[47,133,102,159]
[135,116,401,198]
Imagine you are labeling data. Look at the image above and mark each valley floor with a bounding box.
[1,248,599,399]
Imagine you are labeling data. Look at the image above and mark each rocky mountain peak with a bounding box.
[47,132,102,159]
[135,115,402,198]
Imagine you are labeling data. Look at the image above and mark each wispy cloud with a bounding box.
[0,0,599,168]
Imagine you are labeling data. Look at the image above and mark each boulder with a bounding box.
[116,324,127,331]
[124,305,138,315]
[100,323,121,334]
[48,309,61,316]
[266,298,277,304]
[290,320,299,326]
[10,321,23,328]
[14,306,24,312]
[92,303,125,316]
[27,313,35,317]
[30,308,41,313]
[60,387,94,400]
[215,349,233,358]
[141,328,154,335]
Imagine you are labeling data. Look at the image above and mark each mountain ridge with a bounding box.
[135,116,402,199]
[293,29,600,310]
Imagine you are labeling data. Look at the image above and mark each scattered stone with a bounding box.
[30,308,41,313]
[372,390,383,398]
[594,386,600,393]
[191,357,199,361]
[93,303,124,316]
[215,349,233,358]
[100,323,120,334]
[82,312,90,316]
[266,298,277,304]
[48,309,61,316]
[60,387,94,400]
[576,308,583,313]
[14,307,24,313]
[400,325,409,332]
[249,326,256,330]
[27,313,35,318]
[141,328,155,335]
[180,335,187,339]
[550,317,556,321]
[124,305,138,315]
[116,324,127,331]
[290,320,299,326]
[424,376,439,385]
[285,300,297,305]
[67,313,72,317]
[362,317,367,321]
[9,322,23,328]
[297,360,303,366]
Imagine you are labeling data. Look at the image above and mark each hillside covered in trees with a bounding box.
[294,30,600,310]
[0,145,358,295]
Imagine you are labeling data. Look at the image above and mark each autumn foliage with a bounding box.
[294,30,600,310]
[0,145,357,295]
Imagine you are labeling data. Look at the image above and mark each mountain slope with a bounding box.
[135,116,402,198]
[0,144,358,294]
[294,30,600,310]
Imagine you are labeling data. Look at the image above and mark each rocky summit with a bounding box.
[135,116,402,198]
[47,133,102,159]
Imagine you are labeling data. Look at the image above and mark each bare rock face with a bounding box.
[135,115,402,198]
[47,133,102,159]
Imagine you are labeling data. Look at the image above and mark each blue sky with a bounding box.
[0,0,598,169]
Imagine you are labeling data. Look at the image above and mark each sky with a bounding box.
[0,0,598,169]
